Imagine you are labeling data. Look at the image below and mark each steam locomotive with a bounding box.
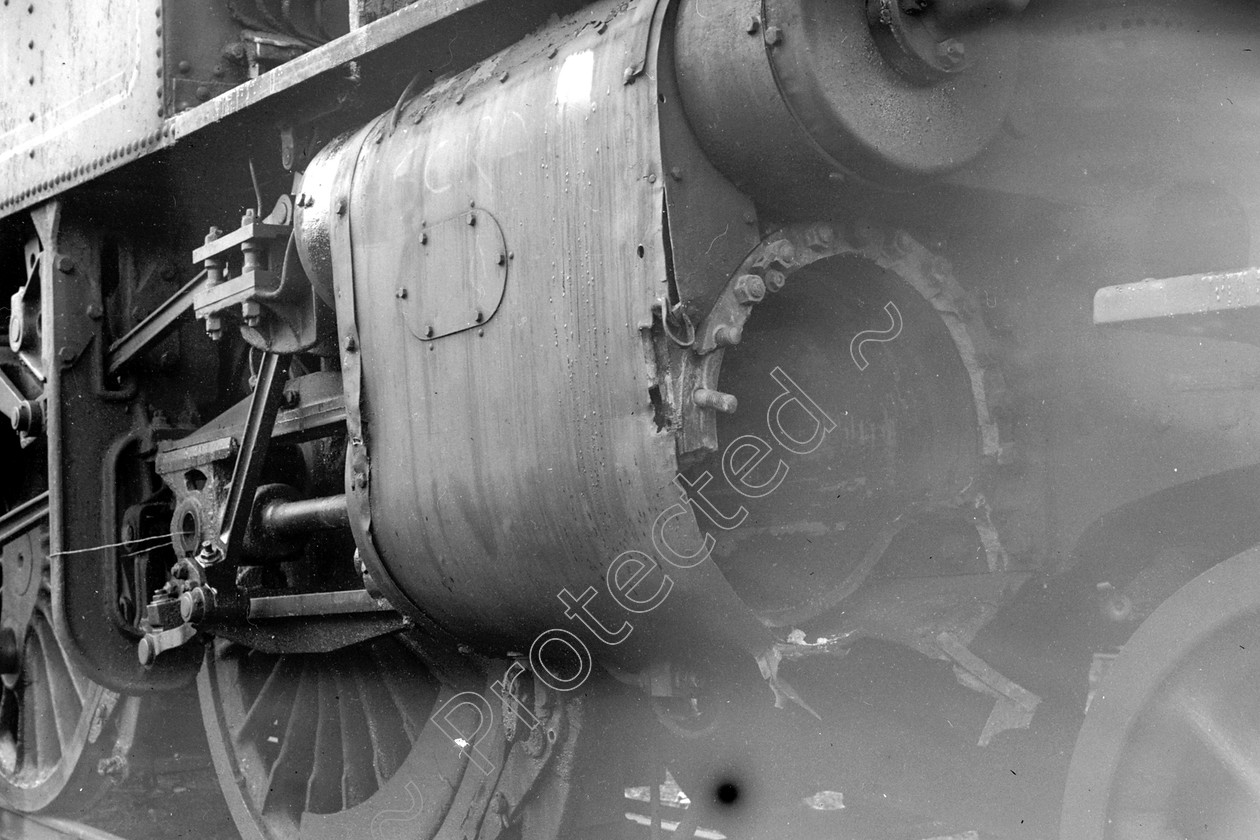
[3,0,1259,837]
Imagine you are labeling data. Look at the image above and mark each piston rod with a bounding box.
[258,493,350,536]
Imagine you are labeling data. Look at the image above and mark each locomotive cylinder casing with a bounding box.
[671,0,1020,199]
[298,0,772,670]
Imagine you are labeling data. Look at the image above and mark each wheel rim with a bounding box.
[0,584,127,812]
[200,633,479,840]
[1061,547,1260,840]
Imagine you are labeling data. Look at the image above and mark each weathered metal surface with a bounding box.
[0,0,571,218]
[674,222,1011,625]
[0,1,165,216]
[652,0,760,323]
[671,0,1020,201]
[311,0,775,669]
[404,208,509,340]
[1094,267,1260,343]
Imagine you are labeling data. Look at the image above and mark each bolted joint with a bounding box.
[935,37,966,68]
[11,400,43,435]
[732,274,767,305]
[204,314,223,342]
[136,635,157,667]
[179,585,214,623]
[241,300,262,328]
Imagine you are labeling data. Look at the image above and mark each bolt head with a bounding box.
[732,274,766,305]
[746,15,761,34]
[764,25,783,46]
[335,198,347,216]
[86,303,103,319]
[344,335,358,352]
[395,287,408,299]
[713,324,743,347]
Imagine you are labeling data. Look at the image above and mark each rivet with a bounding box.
[58,346,75,364]
[647,173,657,183]
[474,310,484,323]
[344,335,357,352]
[455,93,465,105]
[496,253,505,265]
[425,325,434,338]
[466,213,476,226]
[420,232,428,245]
[335,198,347,216]
[195,85,210,101]
[498,70,509,83]
[178,60,191,74]
[55,255,74,273]
[694,388,738,414]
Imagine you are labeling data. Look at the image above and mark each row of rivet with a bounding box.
[0,125,174,213]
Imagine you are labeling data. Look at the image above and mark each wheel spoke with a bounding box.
[32,617,82,747]
[239,655,301,746]
[27,634,61,772]
[262,662,319,820]
[334,669,375,809]
[352,669,409,785]
[304,669,344,814]
[1172,689,1260,803]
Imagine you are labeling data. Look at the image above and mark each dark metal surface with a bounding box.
[258,493,349,536]
[38,203,201,693]
[216,352,289,564]
[106,271,209,376]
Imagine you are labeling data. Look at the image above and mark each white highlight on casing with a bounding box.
[556,50,594,108]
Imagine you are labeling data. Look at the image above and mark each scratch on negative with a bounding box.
[705,224,730,255]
